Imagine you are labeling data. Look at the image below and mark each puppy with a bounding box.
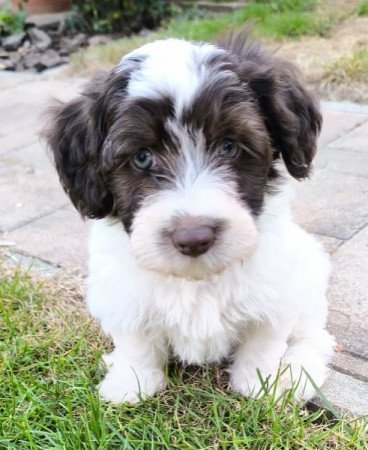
[45,31,335,404]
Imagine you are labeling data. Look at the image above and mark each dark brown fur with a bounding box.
[182,51,273,215]
[108,96,177,229]
[217,28,322,179]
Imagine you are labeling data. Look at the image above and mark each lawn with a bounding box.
[0,267,367,449]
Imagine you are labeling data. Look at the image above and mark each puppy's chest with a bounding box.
[151,281,247,363]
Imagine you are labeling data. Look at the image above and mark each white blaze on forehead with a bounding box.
[165,119,208,185]
[163,120,231,201]
[117,38,223,114]
[157,121,238,217]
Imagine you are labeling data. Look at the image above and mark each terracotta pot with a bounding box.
[12,0,72,14]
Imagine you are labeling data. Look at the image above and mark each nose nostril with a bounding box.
[172,225,216,257]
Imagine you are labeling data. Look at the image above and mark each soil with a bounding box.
[272,15,368,103]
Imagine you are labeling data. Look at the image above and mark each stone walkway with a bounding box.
[0,71,367,416]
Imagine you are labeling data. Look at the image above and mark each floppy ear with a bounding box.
[43,73,114,219]
[218,30,322,179]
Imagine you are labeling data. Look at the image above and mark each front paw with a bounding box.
[230,368,278,399]
[98,367,166,404]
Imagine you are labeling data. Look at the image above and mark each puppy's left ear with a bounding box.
[219,32,322,179]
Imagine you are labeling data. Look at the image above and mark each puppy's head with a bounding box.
[44,33,321,280]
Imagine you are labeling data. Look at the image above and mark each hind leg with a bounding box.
[229,323,334,401]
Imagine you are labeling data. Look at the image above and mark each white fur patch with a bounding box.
[118,38,225,115]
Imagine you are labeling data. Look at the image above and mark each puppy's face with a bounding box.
[45,36,321,279]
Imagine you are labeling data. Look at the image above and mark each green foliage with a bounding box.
[71,0,333,73]
[68,0,173,34]
[67,0,326,38]
[1,267,367,448]
[0,4,26,36]
[357,0,368,16]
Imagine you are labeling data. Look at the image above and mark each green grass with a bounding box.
[1,267,367,449]
[167,2,328,40]
[71,0,332,73]
[357,0,368,16]
[324,48,368,84]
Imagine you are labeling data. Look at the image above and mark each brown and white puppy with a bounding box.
[45,31,334,404]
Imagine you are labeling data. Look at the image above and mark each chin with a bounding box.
[44,29,335,404]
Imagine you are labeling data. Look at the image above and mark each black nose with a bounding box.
[172,225,216,256]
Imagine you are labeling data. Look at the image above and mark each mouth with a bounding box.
[133,247,236,281]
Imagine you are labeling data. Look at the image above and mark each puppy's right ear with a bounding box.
[218,28,322,180]
[43,73,113,219]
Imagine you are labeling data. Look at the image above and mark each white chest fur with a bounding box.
[150,272,246,363]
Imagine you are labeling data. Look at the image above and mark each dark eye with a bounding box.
[219,139,239,158]
[133,148,154,170]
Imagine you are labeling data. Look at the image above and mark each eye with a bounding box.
[219,139,239,158]
[132,148,154,170]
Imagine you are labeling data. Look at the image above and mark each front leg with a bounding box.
[99,331,167,404]
[229,323,291,398]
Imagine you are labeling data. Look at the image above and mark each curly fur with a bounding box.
[44,32,334,404]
